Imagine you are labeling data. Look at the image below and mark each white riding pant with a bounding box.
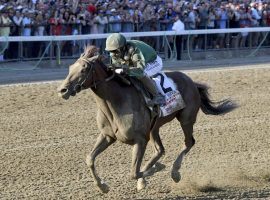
[143,55,163,77]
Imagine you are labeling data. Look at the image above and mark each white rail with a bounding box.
[1,27,270,42]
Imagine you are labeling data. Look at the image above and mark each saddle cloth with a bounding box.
[152,72,186,117]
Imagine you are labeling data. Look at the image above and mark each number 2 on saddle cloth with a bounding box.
[152,72,186,117]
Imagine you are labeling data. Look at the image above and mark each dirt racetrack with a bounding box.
[0,66,270,199]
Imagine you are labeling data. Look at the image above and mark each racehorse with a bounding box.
[57,45,237,193]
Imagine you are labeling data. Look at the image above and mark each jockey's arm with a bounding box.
[110,53,145,77]
[110,56,129,74]
[110,56,123,68]
[127,54,145,77]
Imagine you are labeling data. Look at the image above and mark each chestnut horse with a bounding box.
[57,46,237,193]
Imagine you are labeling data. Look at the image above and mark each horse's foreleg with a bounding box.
[131,139,147,191]
[141,129,165,177]
[86,134,115,193]
[137,130,165,191]
[131,139,147,179]
[171,122,195,183]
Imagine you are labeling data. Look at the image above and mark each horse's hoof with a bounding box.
[137,178,147,191]
[97,181,110,193]
[171,170,181,183]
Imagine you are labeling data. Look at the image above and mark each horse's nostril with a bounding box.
[60,88,68,94]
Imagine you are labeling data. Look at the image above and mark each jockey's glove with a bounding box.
[115,67,128,75]
[115,68,124,74]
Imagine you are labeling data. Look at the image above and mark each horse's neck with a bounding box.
[91,81,129,126]
[91,61,121,99]
[91,60,142,115]
[90,63,118,101]
[92,80,115,99]
[92,77,127,104]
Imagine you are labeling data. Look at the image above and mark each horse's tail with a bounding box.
[196,83,238,115]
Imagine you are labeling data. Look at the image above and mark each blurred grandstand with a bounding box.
[0,0,269,64]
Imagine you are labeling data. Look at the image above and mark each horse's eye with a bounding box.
[81,68,86,74]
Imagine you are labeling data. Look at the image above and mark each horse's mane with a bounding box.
[81,45,100,59]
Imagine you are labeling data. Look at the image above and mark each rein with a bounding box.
[78,57,115,89]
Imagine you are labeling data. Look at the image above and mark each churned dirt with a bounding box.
[0,67,270,199]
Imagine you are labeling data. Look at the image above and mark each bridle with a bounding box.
[74,56,115,92]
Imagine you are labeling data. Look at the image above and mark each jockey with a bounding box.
[105,33,166,106]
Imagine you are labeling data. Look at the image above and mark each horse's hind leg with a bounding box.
[171,122,195,183]
[86,134,115,193]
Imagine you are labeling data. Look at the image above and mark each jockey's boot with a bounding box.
[138,76,166,106]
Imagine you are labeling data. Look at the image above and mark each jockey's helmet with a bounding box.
[105,33,126,51]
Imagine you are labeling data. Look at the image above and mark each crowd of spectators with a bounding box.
[0,0,270,60]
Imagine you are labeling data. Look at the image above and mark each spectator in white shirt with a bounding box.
[172,14,185,60]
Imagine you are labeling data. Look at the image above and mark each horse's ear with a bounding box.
[88,55,99,62]
[79,52,85,58]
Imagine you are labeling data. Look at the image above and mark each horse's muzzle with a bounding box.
[58,87,72,99]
